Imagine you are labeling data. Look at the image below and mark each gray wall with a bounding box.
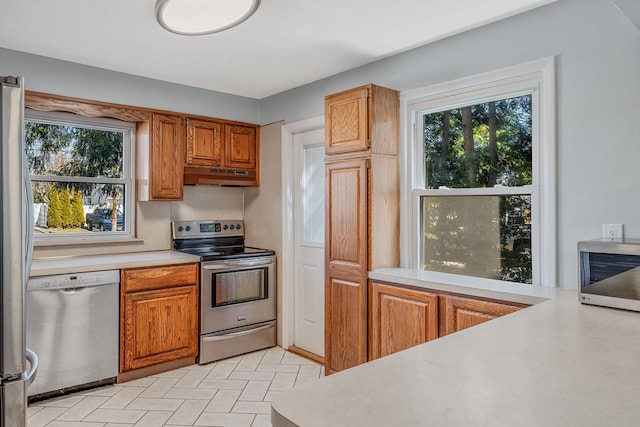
[0,47,260,123]
[260,0,640,289]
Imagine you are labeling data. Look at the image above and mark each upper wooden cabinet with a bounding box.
[186,118,224,167]
[226,124,257,169]
[148,113,184,201]
[325,84,399,155]
[184,121,259,186]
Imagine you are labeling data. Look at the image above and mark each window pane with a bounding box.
[423,95,532,189]
[422,195,532,283]
[25,121,124,178]
[32,182,126,234]
[302,145,325,244]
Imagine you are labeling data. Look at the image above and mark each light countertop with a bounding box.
[272,289,640,426]
[30,250,201,277]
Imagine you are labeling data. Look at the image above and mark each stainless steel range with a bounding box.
[172,220,276,364]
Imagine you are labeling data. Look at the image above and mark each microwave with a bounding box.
[579,239,640,312]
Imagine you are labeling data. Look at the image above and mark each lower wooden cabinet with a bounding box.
[325,275,368,374]
[366,280,528,361]
[120,263,198,378]
[442,294,524,336]
[369,282,438,360]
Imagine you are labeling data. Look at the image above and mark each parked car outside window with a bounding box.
[85,208,124,232]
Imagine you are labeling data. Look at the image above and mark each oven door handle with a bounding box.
[202,324,274,341]
[202,259,274,270]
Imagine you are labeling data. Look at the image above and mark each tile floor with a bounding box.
[27,347,323,427]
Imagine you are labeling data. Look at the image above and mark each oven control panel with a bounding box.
[173,220,244,239]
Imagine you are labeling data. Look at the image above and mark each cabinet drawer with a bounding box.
[122,263,198,293]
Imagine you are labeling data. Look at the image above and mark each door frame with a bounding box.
[280,115,324,349]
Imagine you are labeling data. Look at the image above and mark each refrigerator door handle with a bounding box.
[25,348,38,385]
[23,154,34,286]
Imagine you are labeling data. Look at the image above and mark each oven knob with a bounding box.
[236,224,241,230]
[185,226,191,232]
[178,226,184,232]
[223,224,228,230]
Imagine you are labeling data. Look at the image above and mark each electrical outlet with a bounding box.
[603,224,623,240]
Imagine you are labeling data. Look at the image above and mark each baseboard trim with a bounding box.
[287,346,324,365]
[117,356,195,383]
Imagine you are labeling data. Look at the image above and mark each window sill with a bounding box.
[368,267,566,305]
[34,235,145,247]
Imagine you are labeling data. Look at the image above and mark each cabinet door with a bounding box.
[225,124,257,169]
[121,285,198,372]
[151,113,184,200]
[325,158,368,277]
[186,118,224,167]
[369,282,439,360]
[325,86,369,154]
[325,275,367,374]
[443,295,523,335]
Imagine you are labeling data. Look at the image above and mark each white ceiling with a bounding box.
[0,0,557,99]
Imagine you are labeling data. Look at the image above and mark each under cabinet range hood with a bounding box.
[183,166,258,186]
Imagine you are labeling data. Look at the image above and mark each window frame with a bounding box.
[399,57,556,287]
[26,109,136,245]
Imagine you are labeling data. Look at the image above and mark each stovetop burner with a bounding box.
[172,220,275,261]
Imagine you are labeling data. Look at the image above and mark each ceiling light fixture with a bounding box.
[155,0,260,36]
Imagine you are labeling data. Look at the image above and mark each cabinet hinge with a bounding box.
[183,118,188,126]
[367,139,371,149]
[365,159,371,168]
[366,87,371,98]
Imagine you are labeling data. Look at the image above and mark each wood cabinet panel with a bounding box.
[443,295,524,335]
[122,263,198,293]
[369,282,438,360]
[120,263,199,375]
[226,125,257,169]
[150,113,184,200]
[325,86,369,154]
[326,159,368,275]
[325,275,368,374]
[186,118,224,167]
[121,285,198,371]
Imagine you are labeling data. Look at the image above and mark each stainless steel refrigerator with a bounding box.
[1,76,38,426]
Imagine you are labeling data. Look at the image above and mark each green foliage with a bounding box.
[47,187,62,228]
[59,188,72,228]
[71,190,85,228]
[424,95,532,189]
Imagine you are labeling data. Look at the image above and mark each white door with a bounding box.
[293,128,325,357]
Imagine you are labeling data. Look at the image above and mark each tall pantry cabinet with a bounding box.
[324,84,400,374]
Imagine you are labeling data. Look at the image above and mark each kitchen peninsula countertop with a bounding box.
[272,282,640,426]
[30,250,200,276]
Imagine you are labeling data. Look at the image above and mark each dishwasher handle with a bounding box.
[25,348,38,385]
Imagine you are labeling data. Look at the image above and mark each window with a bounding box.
[25,111,135,243]
[402,58,555,286]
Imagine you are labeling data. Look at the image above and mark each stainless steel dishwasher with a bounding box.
[26,270,119,400]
